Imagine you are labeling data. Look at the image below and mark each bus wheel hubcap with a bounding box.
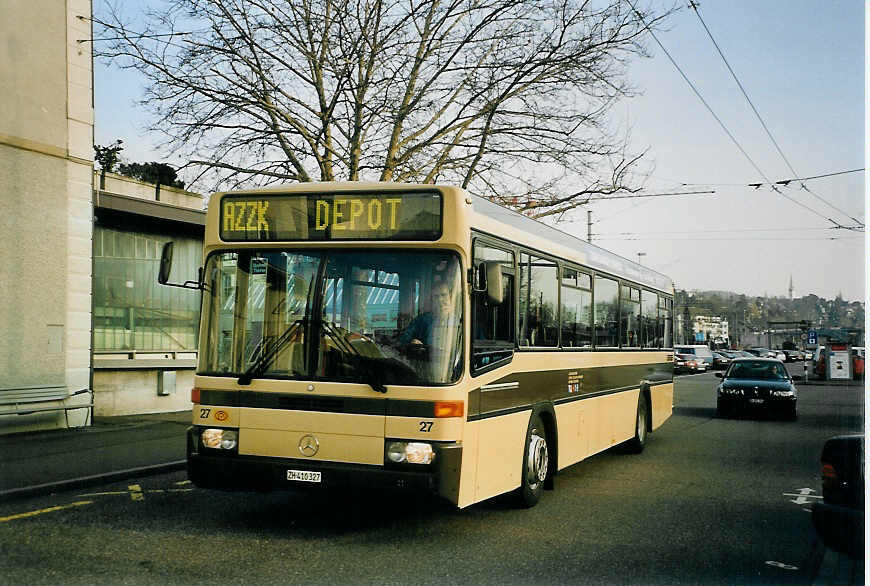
[527,431,548,487]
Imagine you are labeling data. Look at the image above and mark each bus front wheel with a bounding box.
[514,414,548,508]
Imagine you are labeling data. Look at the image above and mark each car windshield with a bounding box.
[725,361,789,381]
[198,249,463,386]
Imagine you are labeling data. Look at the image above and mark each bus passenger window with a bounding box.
[519,254,558,347]
[561,269,592,348]
[640,291,658,348]
[620,285,640,348]
[594,276,619,347]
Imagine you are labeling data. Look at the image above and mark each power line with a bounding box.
[689,2,864,228]
[667,167,865,188]
[593,235,862,242]
[595,226,836,236]
[584,189,715,201]
[625,0,846,229]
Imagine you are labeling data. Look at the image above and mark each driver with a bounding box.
[399,281,455,350]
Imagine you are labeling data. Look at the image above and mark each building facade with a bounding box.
[1,0,95,433]
[92,172,204,416]
[693,315,730,347]
[1,2,206,434]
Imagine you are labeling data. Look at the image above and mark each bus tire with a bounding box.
[626,393,649,454]
[514,413,548,508]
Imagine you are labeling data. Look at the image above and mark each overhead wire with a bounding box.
[688,1,864,229]
[624,0,849,229]
[660,167,865,188]
[595,225,836,237]
[593,235,862,242]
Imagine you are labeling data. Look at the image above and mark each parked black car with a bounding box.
[710,351,730,370]
[812,434,864,559]
[715,358,797,420]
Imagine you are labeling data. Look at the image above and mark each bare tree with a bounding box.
[96,0,671,218]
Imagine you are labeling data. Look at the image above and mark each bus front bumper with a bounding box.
[187,428,460,495]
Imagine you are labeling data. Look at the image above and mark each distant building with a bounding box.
[693,316,730,347]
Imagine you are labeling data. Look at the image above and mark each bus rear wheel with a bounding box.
[514,414,548,508]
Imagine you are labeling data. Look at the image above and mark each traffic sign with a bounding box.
[807,330,817,345]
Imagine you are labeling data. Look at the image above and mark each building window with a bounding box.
[93,226,201,352]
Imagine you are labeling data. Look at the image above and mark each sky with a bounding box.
[93,1,866,302]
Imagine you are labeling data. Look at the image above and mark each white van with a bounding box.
[674,345,715,367]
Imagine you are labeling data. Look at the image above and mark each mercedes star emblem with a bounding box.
[298,434,319,457]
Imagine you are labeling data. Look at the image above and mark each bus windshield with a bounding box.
[198,249,463,386]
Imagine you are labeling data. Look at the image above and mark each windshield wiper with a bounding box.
[320,321,387,393]
[238,319,304,385]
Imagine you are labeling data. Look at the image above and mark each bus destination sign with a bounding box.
[220,191,442,241]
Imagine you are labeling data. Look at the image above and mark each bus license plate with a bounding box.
[287,469,321,483]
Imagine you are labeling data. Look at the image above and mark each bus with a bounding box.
[160,182,673,508]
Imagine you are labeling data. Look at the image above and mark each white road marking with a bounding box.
[765,561,799,571]
[783,488,821,505]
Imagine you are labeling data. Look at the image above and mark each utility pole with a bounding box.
[587,210,592,243]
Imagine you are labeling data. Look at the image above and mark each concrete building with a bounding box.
[1,1,95,433]
[1,2,206,434]
[92,172,204,417]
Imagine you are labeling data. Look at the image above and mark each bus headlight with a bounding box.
[386,441,435,465]
[201,428,238,450]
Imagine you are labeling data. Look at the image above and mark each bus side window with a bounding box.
[472,241,515,371]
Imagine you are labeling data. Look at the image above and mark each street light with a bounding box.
[637,252,646,265]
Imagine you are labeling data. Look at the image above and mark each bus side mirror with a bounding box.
[158,242,174,285]
[157,242,202,290]
[485,261,503,305]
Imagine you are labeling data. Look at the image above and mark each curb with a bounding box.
[0,460,186,503]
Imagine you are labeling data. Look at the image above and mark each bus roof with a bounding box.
[468,193,674,294]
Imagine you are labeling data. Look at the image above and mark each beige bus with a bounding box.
[162,182,674,508]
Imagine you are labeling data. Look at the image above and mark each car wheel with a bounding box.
[787,404,797,421]
[514,414,548,508]
[626,394,649,453]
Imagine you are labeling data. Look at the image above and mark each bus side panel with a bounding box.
[555,390,641,470]
[456,420,479,509]
[650,383,674,430]
[472,410,530,505]
[554,400,591,470]
[591,390,640,455]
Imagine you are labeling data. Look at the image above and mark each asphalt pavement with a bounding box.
[0,410,190,501]
[0,364,861,503]
[0,367,863,583]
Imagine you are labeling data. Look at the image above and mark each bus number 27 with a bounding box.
[419,421,433,432]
